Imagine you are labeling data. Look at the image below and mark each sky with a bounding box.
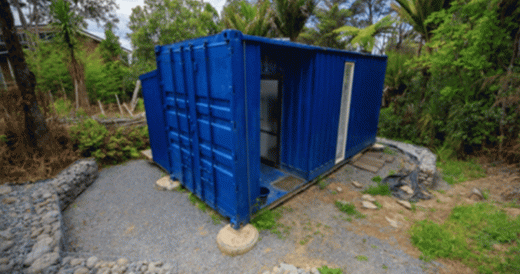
[85,0,226,51]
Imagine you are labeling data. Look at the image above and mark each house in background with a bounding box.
[0,24,131,88]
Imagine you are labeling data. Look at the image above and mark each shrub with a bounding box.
[363,183,392,196]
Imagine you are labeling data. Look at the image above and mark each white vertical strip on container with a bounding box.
[335,62,355,164]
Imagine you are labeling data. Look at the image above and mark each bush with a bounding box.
[69,118,149,165]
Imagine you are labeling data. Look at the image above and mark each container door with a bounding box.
[260,78,282,166]
[335,62,355,164]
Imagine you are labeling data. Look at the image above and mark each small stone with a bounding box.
[0,230,12,240]
[469,188,484,200]
[2,197,17,204]
[70,258,84,266]
[372,143,385,151]
[280,263,298,273]
[107,261,115,268]
[86,256,99,268]
[74,267,89,274]
[156,176,180,191]
[42,210,60,224]
[0,257,9,264]
[0,262,13,272]
[400,185,414,195]
[361,194,376,202]
[97,268,111,274]
[27,252,59,273]
[0,185,12,195]
[273,266,280,273]
[140,265,148,271]
[397,200,412,210]
[352,181,363,188]
[117,257,129,266]
[385,217,398,228]
[336,187,342,192]
[0,241,14,252]
[362,201,378,209]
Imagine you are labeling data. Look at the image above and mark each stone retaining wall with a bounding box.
[376,137,438,189]
[0,159,176,274]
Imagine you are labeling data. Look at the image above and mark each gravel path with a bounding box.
[63,159,442,274]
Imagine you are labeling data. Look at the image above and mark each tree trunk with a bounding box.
[0,0,51,152]
[69,52,89,109]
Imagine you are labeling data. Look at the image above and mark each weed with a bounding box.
[331,191,337,195]
[344,217,353,222]
[504,200,520,208]
[362,238,366,243]
[411,203,417,213]
[316,222,322,227]
[436,149,486,185]
[363,183,392,196]
[371,176,382,183]
[324,224,331,229]
[374,201,383,209]
[383,147,396,155]
[317,265,343,274]
[382,265,388,270]
[398,210,404,214]
[388,170,396,176]
[429,208,437,212]
[188,193,207,212]
[335,201,366,219]
[437,189,446,194]
[299,235,313,245]
[436,199,442,203]
[356,255,368,261]
[372,244,378,249]
[251,209,282,231]
[317,176,327,190]
[482,189,490,200]
[210,212,224,225]
[410,202,520,272]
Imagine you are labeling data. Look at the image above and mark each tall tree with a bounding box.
[98,22,123,63]
[0,0,51,152]
[272,0,316,41]
[299,0,352,49]
[50,0,89,109]
[391,0,452,55]
[128,0,221,72]
[335,14,394,53]
[221,0,274,37]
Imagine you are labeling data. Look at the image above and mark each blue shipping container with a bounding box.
[140,30,387,228]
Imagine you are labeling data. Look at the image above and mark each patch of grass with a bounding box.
[374,201,383,209]
[410,202,520,273]
[371,244,378,249]
[317,176,327,190]
[331,190,337,195]
[356,255,368,261]
[210,212,225,225]
[299,235,313,245]
[437,189,446,194]
[505,200,520,208]
[388,170,396,176]
[482,189,490,200]
[436,147,486,185]
[436,198,442,203]
[429,208,437,212]
[371,176,382,183]
[411,203,417,213]
[318,265,343,274]
[363,183,392,196]
[251,209,282,231]
[382,265,388,270]
[188,193,207,212]
[383,147,396,155]
[335,201,366,219]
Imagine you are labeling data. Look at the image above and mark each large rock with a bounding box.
[24,235,53,266]
[27,252,59,273]
[216,224,259,256]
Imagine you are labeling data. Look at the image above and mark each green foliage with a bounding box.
[53,98,73,117]
[384,50,416,94]
[371,176,382,183]
[188,193,207,212]
[98,23,123,63]
[335,201,366,219]
[436,145,486,185]
[335,15,394,52]
[128,0,221,72]
[69,119,149,165]
[318,265,343,274]
[317,176,327,190]
[272,0,315,41]
[356,255,368,262]
[85,52,131,103]
[410,202,520,272]
[135,98,145,112]
[221,0,273,36]
[24,39,73,96]
[251,209,282,231]
[299,1,350,49]
[373,200,383,209]
[363,183,392,196]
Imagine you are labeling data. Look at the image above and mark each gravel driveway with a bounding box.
[62,159,442,274]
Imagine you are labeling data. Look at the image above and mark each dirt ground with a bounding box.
[271,161,520,274]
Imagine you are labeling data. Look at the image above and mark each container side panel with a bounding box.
[244,43,261,212]
[160,37,238,219]
[345,57,387,159]
[307,52,346,180]
[140,70,171,173]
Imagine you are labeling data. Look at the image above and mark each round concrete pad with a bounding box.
[216,224,259,256]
